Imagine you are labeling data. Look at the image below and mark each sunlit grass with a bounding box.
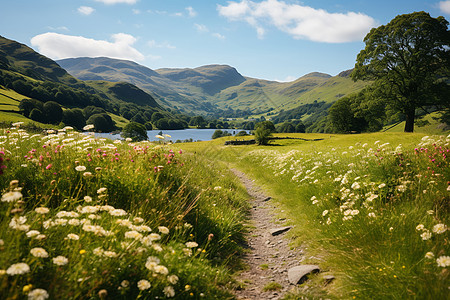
[184,132,450,299]
[0,125,248,299]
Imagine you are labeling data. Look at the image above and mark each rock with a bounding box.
[287,265,320,285]
[270,226,292,236]
[323,275,335,284]
[263,197,271,202]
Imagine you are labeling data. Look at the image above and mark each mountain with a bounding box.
[59,57,368,117]
[0,35,182,131]
[57,57,242,114]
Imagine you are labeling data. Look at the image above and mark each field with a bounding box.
[182,132,450,299]
[0,126,449,299]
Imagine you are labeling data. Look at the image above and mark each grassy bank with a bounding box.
[0,125,249,299]
[182,132,449,299]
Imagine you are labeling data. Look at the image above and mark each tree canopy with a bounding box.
[352,11,450,132]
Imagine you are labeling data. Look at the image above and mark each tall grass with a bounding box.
[185,133,449,299]
[0,124,249,299]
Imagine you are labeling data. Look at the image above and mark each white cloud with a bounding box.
[212,33,226,40]
[218,0,377,43]
[30,32,145,61]
[439,1,450,14]
[194,23,209,33]
[78,6,95,15]
[274,75,296,82]
[132,9,141,15]
[186,6,197,17]
[171,12,183,17]
[47,26,69,31]
[148,40,176,49]
[94,0,137,4]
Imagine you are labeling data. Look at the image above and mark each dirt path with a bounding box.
[231,169,304,300]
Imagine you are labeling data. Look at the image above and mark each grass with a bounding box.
[262,281,282,292]
[0,125,250,299]
[181,131,450,299]
[259,263,269,270]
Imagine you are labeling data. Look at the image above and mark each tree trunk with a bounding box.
[404,107,415,132]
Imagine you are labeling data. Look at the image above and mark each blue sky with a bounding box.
[1,0,449,81]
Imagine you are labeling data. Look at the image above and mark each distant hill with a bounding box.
[0,35,183,131]
[59,57,368,117]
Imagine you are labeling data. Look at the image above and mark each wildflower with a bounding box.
[79,250,86,254]
[368,212,376,218]
[68,219,80,226]
[416,224,425,231]
[420,231,432,241]
[425,252,435,259]
[153,244,163,252]
[378,183,386,189]
[35,207,50,214]
[83,172,93,178]
[322,210,329,217]
[109,209,127,217]
[158,226,169,234]
[83,124,94,131]
[134,217,144,223]
[93,247,103,256]
[121,280,130,288]
[6,262,30,275]
[156,135,164,139]
[125,231,142,240]
[103,251,118,258]
[426,210,434,215]
[23,284,33,293]
[1,191,22,202]
[182,248,192,256]
[214,186,222,190]
[67,233,80,240]
[436,256,450,267]
[52,256,68,266]
[137,279,151,290]
[351,182,360,190]
[28,288,49,300]
[30,247,49,258]
[167,275,179,284]
[97,187,107,194]
[312,200,319,205]
[164,286,175,297]
[186,242,198,248]
[75,166,86,172]
[26,230,41,238]
[432,224,447,234]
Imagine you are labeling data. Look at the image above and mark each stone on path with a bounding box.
[270,226,292,236]
[287,265,320,285]
[263,197,271,202]
[323,275,335,284]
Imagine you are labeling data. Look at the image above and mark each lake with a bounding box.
[94,128,250,142]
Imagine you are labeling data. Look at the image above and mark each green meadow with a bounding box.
[182,132,449,299]
[0,125,449,299]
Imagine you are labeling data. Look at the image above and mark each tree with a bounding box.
[62,108,86,130]
[278,122,295,133]
[86,113,115,132]
[43,101,63,124]
[295,122,306,133]
[254,121,275,145]
[212,129,231,139]
[352,12,450,132]
[121,122,148,141]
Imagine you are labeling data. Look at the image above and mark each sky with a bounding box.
[1,0,449,82]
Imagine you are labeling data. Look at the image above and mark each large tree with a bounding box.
[352,12,449,132]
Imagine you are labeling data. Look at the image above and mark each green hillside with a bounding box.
[59,57,369,117]
[0,35,178,131]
